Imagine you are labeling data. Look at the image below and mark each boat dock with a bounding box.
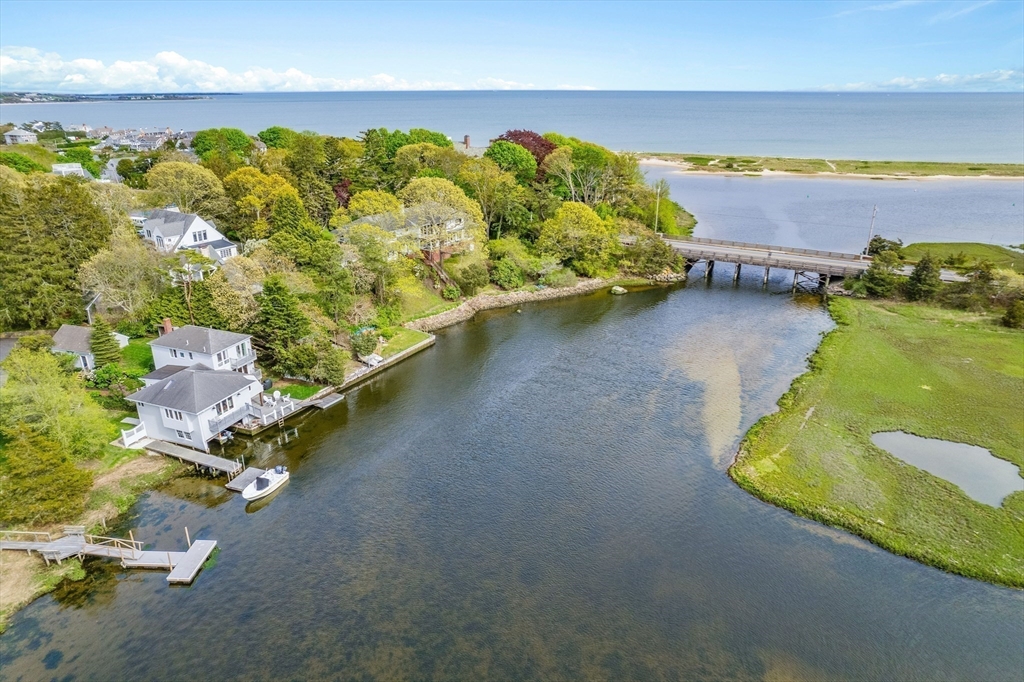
[0,527,217,584]
[224,467,265,492]
[144,439,242,477]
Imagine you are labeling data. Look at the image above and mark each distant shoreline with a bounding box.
[640,155,1024,179]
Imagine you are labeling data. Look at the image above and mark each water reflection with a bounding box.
[2,285,1021,681]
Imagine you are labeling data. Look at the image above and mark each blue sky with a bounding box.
[1,1,1021,92]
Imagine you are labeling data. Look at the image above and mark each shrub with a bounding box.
[0,426,92,526]
[442,285,462,301]
[0,151,48,174]
[350,330,378,357]
[1003,300,1024,329]
[862,251,901,298]
[453,262,489,296]
[491,259,525,290]
[116,318,150,338]
[867,235,904,259]
[540,267,578,288]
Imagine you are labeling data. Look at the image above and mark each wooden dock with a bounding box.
[1,527,217,584]
[166,540,217,583]
[312,393,344,409]
[145,439,242,477]
[224,467,265,492]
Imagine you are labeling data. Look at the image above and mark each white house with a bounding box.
[52,163,89,178]
[67,124,93,133]
[346,205,473,263]
[4,128,38,145]
[126,365,263,451]
[130,208,238,264]
[51,324,129,371]
[150,323,258,377]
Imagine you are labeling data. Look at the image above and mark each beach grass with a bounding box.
[903,242,1024,271]
[647,153,1024,177]
[730,297,1024,587]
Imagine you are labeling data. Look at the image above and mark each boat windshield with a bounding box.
[255,476,270,490]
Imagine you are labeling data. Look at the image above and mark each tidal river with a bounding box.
[2,278,1021,680]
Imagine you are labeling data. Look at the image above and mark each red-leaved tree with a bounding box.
[494,130,557,168]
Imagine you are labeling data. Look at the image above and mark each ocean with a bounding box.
[3,91,1022,162]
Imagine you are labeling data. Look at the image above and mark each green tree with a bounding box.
[192,128,253,160]
[79,225,168,317]
[484,140,537,185]
[258,126,298,149]
[862,250,902,298]
[457,157,527,239]
[536,202,618,277]
[172,251,218,325]
[867,235,905,259]
[453,262,489,296]
[89,317,122,368]
[0,425,93,526]
[0,346,111,460]
[619,234,682,276]
[255,275,310,364]
[0,151,48,174]
[348,189,403,219]
[350,329,378,357]
[408,128,453,148]
[905,253,942,301]
[146,162,227,216]
[348,223,400,304]
[61,148,101,177]
[0,170,111,329]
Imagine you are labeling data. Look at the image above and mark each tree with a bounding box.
[619,234,683,276]
[867,235,904,259]
[348,223,401,304]
[0,346,111,460]
[494,130,557,168]
[79,225,168,317]
[224,167,298,238]
[484,140,537,185]
[192,128,254,160]
[394,143,466,185]
[348,189,403,219]
[453,262,489,296]
[350,329,378,357]
[408,128,453,148]
[0,170,111,330]
[491,259,524,289]
[536,202,618,277]
[905,254,942,301]
[89,317,122,368]
[0,425,92,526]
[205,257,265,331]
[255,275,310,364]
[172,251,217,325]
[862,250,902,298]
[258,126,298,149]
[146,162,227,216]
[457,158,527,239]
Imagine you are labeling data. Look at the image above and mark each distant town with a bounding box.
[1,91,217,104]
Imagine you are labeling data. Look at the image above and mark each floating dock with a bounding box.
[224,467,265,492]
[166,540,217,583]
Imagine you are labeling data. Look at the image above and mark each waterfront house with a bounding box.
[150,321,258,377]
[126,365,263,451]
[87,126,113,139]
[52,162,89,178]
[3,128,38,144]
[131,208,238,264]
[51,323,129,371]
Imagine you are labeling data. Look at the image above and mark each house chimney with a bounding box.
[162,318,173,335]
[463,135,470,149]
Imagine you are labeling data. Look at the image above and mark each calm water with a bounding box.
[3,92,1023,162]
[643,166,1024,250]
[2,282,1022,681]
[872,432,1024,507]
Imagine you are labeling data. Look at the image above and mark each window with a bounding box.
[236,342,247,356]
[156,236,164,247]
[170,348,178,358]
[145,230,152,238]
[219,248,232,259]
[188,351,193,359]
[216,350,227,364]
[216,397,235,415]
[164,409,183,421]
[192,230,208,243]
[175,429,192,440]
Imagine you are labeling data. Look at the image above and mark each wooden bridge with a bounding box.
[0,526,217,584]
[632,236,966,292]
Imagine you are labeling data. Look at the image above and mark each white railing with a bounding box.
[121,423,147,447]
[208,405,250,434]
[248,399,297,426]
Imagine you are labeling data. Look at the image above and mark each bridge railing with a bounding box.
[85,534,144,554]
[0,529,53,543]
[679,236,868,261]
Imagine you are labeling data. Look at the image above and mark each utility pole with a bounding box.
[654,183,662,234]
[863,205,877,260]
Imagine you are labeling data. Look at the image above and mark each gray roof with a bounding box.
[150,325,250,355]
[207,239,235,250]
[138,209,202,239]
[127,365,257,413]
[141,364,190,382]
[51,324,93,354]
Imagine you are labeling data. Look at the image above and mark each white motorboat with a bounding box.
[242,465,289,501]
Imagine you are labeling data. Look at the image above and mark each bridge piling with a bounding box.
[705,261,715,279]
[762,266,770,287]
[733,264,741,283]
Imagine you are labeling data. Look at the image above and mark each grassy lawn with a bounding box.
[903,242,1024,272]
[730,298,1024,587]
[121,337,155,372]
[5,144,59,169]
[396,273,449,320]
[647,153,1024,177]
[380,328,432,358]
[271,380,323,400]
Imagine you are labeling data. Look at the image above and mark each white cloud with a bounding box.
[820,69,1023,92]
[0,47,536,92]
[833,0,927,18]
[928,0,995,23]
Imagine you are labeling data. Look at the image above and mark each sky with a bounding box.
[0,0,1022,93]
